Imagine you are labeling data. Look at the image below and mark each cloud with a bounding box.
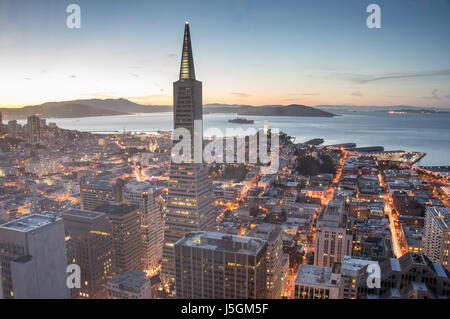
[422,89,440,100]
[351,92,364,97]
[446,95,450,99]
[80,92,119,99]
[168,53,177,58]
[231,92,251,98]
[385,95,406,98]
[328,69,450,84]
[287,92,320,96]
[127,94,169,101]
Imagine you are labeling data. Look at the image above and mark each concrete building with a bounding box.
[423,206,450,270]
[314,199,353,267]
[162,23,216,283]
[174,231,267,299]
[247,223,283,298]
[123,181,163,272]
[62,209,115,299]
[80,179,124,211]
[294,264,341,299]
[107,269,151,299]
[95,202,144,274]
[0,213,69,299]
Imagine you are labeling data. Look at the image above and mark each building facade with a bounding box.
[247,223,283,299]
[62,209,115,299]
[174,231,267,299]
[314,199,353,267]
[123,181,163,271]
[95,203,144,274]
[423,206,450,271]
[80,179,124,211]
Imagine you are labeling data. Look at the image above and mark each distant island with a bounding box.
[228,117,254,124]
[0,99,335,119]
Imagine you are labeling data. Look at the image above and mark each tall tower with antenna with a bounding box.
[161,22,215,286]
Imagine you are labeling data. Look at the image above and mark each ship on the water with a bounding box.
[228,117,254,124]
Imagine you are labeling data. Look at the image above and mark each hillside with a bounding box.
[1,99,335,119]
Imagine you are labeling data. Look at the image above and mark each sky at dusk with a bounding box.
[0,0,449,108]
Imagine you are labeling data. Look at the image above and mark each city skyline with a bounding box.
[0,4,449,301]
[1,0,450,108]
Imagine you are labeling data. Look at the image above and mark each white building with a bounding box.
[0,213,70,299]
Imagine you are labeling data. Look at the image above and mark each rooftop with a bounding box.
[341,256,379,273]
[63,209,105,220]
[177,231,266,256]
[108,270,149,294]
[124,181,155,193]
[0,213,60,233]
[94,202,138,216]
[426,206,450,231]
[294,264,335,287]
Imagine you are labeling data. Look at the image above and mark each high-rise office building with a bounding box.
[162,23,216,283]
[26,115,40,144]
[123,181,163,271]
[95,202,144,274]
[174,231,267,299]
[80,179,124,211]
[314,199,353,267]
[62,209,115,299]
[247,223,283,299]
[423,206,450,270]
[0,213,69,299]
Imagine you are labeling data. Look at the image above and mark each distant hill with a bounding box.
[0,103,128,119]
[0,99,171,119]
[0,99,335,119]
[316,105,450,112]
[204,104,335,117]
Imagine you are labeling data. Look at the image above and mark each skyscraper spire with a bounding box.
[179,22,196,80]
